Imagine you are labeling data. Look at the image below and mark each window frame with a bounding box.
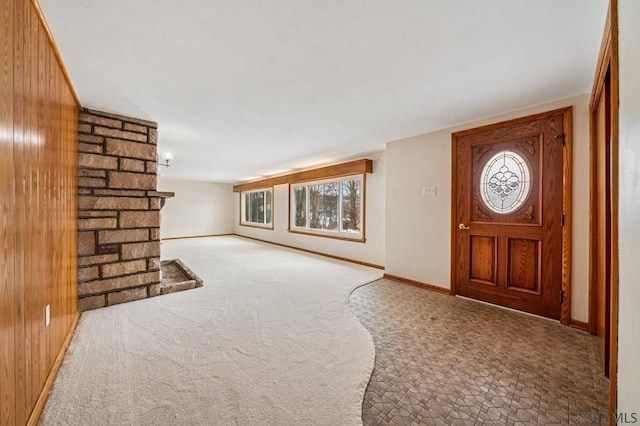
[288,174,366,243]
[239,187,274,229]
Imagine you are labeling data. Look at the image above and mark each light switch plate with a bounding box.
[45,304,50,327]
[422,186,437,197]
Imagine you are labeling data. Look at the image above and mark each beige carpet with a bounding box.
[40,236,383,425]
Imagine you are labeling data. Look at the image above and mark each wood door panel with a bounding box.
[469,235,497,285]
[453,108,569,320]
[506,238,541,294]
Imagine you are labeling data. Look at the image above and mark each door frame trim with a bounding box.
[450,107,573,325]
[588,0,618,419]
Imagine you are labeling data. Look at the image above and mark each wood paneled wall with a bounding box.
[0,0,79,424]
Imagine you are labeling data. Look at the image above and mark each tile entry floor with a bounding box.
[349,279,609,425]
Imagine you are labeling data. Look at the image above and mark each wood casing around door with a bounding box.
[589,0,618,419]
[593,79,612,375]
[1,0,79,424]
[451,108,572,323]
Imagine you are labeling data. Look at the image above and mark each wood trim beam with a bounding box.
[232,159,373,193]
[26,312,80,426]
[383,273,453,295]
[31,0,81,107]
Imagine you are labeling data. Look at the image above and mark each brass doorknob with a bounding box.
[458,223,470,230]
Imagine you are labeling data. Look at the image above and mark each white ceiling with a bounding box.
[40,0,607,183]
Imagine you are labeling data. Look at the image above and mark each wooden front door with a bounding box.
[452,108,571,320]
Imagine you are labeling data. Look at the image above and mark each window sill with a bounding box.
[239,223,274,230]
[288,228,365,243]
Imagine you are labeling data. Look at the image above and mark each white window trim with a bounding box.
[289,174,365,242]
[240,188,273,229]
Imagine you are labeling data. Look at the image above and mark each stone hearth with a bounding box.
[155,259,203,296]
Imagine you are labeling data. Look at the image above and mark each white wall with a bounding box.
[234,152,386,267]
[617,0,640,411]
[158,178,235,238]
[385,94,591,322]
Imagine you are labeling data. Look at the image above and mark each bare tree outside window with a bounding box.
[323,183,339,230]
[244,193,251,222]
[341,179,360,232]
[308,183,338,230]
[292,175,362,238]
[294,187,306,226]
[309,184,322,229]
[265,191,272,224]
[249,191,264,223]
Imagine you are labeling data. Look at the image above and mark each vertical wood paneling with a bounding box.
[1,0,79,424]
[23,0,32,412]
[1,0,16,423]
[14,1,27,423]
[36,19,48,396]
[25,2,38,409]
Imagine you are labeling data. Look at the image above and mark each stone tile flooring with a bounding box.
[349,279,609,425]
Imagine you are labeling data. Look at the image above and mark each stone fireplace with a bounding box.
[77,108,162,311]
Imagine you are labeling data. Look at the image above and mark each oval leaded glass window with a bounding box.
[479,150,531,214]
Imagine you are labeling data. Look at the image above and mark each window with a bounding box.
[240,188,273,228]
[290,175,364,240]
[479,150,531,214]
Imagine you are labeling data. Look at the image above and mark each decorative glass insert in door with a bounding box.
[479,150,531,214]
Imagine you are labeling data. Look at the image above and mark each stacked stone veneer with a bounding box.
[77,108,162,311]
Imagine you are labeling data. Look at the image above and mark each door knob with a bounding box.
[458,223,470,230]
